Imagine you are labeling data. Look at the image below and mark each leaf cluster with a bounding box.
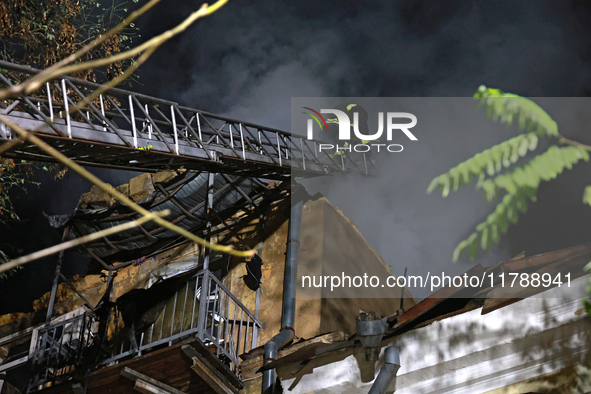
[429,87,591,262]
[0,0,139,82]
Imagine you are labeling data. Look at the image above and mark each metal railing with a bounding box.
[102,269,261,376]
[0,61,374,177]
[28,311,95,390]
[21,269,260,390]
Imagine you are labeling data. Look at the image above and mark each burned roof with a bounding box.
[48,170,289,266]
[252,241,591,376]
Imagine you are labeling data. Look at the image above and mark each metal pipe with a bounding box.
[282,200,302,330]
[61,79,71,138]
[46,82,53,121]
[368,346,401,394]
[129,95,137,148]
[203,172,215,271]
[196,174,215,340]
[45,229,68,324]
[262,200,303,394]
[171,105,179,154]
[99,94,106,131]
[262,330,293,393]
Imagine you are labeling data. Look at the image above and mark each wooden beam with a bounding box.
[387,264,486,329]
[181,339,242,390]
[181,345,238,394]
[241,331,349,380]
[120,367,185,394]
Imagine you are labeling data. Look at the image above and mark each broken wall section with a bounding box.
[225,197,416,346]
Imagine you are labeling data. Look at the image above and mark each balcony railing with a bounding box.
[102,269,262,373]
[22,269,261,391]
[29,311,95,390]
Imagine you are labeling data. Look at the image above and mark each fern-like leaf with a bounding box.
[583,186,591,207]
[475,86,558,137]
[427,132,539,196]
[453,145,589,261]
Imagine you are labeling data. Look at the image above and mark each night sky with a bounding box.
[2,0,591,311]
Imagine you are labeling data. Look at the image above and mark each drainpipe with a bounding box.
[368,346,401,394]
[262,200,303,394]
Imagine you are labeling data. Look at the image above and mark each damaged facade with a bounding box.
[0,169,415,393]
[0,60,589,394]
[1,169,589,394]
[266,244,591,394]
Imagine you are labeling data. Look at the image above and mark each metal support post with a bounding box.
[61,79,71,138]
[197,173,216,340]
[45,229,68,324]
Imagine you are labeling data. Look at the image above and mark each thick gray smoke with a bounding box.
[136,0,591,111]
[130,0,591,298]
[3,0,591,310]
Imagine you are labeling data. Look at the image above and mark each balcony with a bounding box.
[2,269,261,393]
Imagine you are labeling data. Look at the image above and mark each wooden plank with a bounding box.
[482,254,591,315]
[135,379,169,394]
[184,339,242,390]
[240,331,348,380]
[39,337,219,394]
[120,367,185,394]
[482,297,524,315]
[500,242,591,272]
[387,264,486,329]
[182,345,238,394]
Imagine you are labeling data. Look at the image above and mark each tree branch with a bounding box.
[0,0,229,100]
[0,114,254,259]
[0,210,170,274]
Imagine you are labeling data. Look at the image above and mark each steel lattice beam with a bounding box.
[0,61,375,178]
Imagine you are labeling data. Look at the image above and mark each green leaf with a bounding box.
[480,226,490,251]
[452,239,469,263]
[583,186,591,207]
[474,87,558,137]
[427,132,541,196]
[444,90,591,263]
[441,175,450,197]
[468,233,480,260]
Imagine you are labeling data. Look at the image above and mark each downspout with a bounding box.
[262,200,303,394]
[368,346,401,394]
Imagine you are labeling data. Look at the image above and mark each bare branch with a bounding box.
[0,210,170,274]
[0,115,254,259]
[0,133,25,155]
[0,0,229,100]
[558,133,591,151]
[70,44,159,117]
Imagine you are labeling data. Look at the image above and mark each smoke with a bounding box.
[3,0,591,310]
[136,0,591,110]
[295,98,515,299]
[130,0,591,298]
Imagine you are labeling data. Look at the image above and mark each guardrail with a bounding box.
[28,311,95,391]
[102,269,261,377]
[15,268,261,392]
[0,61,374,177]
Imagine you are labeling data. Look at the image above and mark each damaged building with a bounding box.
[0,61,590,394]
[0,169,415,393]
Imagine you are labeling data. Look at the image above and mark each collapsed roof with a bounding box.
[48,170,288,266]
